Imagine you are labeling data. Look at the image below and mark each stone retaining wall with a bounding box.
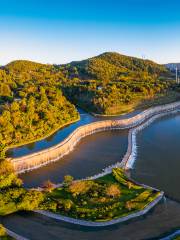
[122,107,180,170]
[11,101,180,173]
[6,228,29,240]
[35,191,164,227]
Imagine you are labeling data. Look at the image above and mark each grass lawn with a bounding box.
[41,168,161,222]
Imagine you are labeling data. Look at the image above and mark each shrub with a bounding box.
[131,190,151,202]
[0,224,7,237]
[42,180,55,192]
[0,160,14,176]
[63,199,74,211]
[63,175,74,187]
[18,190,44,211]
[105,184,121,198]
[68,180,93,196]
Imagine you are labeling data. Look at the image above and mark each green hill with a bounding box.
[5,60,46,72]
[62,52,176,115]
[64,52,168,83]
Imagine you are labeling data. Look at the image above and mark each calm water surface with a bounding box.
[21,130,128,188]
[7,111,180,239]
[132,112,180,201]
[8,109,140,158]
[2,199,180,240]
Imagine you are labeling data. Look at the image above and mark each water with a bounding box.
[131,112,180,202]
[21,130,128,188]
[5,110,180,239]
[8,109,140,158]
[7,109,96,158]
[2,199,180,240]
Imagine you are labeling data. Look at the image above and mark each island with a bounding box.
[0,161,163,227]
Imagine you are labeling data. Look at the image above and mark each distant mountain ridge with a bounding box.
[2,52,168,80]
[165,63,180,71]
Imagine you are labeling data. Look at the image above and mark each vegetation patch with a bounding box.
[0,159,161,223]
[0,224,14,240]
[62,52,177,115]
[0,52,178,157]
[0,61,79,158]
[0,160,44,216]
[41,168,161,222]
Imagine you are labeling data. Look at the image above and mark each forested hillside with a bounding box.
[61,52,175,115]
[66,52,168,82]
[0,61,79,158]
[0,52,177,158]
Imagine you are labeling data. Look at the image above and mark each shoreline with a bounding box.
[6,116,80,153]
[32,103,180,227]
[35,192,164,227]
[5,228,29,240]
[11,101,180,174]
[7,101,180,229]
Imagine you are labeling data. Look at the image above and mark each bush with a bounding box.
[105,184,121,198]
[63,175,74,187]
[42,180,55,192]
[68,180,93,196]
[0,224,7,237]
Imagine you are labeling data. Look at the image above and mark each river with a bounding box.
[21,129,128,188]
[131,112,180,202]
[2,109,180,239]
[7,109,140,158]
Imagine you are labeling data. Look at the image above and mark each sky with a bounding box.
[0,0,180,65]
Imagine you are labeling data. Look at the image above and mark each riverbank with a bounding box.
[3,101,180,238]
[81,91,180,117]
[6,116,80,154]
[35,192,163,227]
[2,198,180,240]
[10,101,180,174]
[5,228,29,240]
[34,168,163,227]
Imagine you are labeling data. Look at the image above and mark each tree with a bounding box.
[63,199,73,211]
[63,175,74,187]
[0,224,7,237]
[42,180,55,192]
[106,184,121,198]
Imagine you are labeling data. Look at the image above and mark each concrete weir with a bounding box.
[10,101,180,174]
[9,101,180,228]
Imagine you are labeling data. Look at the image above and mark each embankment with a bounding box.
[10,101,180,174]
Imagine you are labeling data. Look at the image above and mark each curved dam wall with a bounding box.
[11,101,180,174]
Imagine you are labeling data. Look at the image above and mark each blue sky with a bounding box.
[0,0,180,65]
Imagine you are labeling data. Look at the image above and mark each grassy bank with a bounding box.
[41,168,161,222]
[0,162,162,224]
[94,91,180,117]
